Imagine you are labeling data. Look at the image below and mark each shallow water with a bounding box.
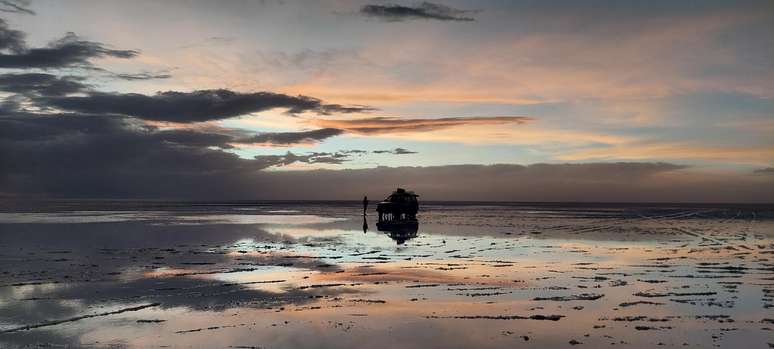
[1,201,773,348]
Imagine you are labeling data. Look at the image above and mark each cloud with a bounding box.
[151,128,344,148]
[312,116,532,134]
[0,32,138,69]
[112,71,173,81]
[360,2,477,22]
[254,151,355,166]
[0,0,34,15]
[252,149,371,167]
[557,141,774,165]
[2,112,771,203]
[753,167,774,175]
[0,73,89,96]
[249,163,774,203]
[270,3,772,117]
[343,149,368,154]
[373,147,417,155]
[0,18,25,52]
[151,129,236,149]
[0,112,365,197]
[40,89,375,123]
[0,21,372,126]
[0,113,260,172]
[0,19,168,82]
[0,2,770,202]
[238,128,343,146]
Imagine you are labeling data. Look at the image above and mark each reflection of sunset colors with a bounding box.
[2,203,772,348]
[1,1,773,347]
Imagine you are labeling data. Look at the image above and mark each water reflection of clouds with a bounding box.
[0,212,346,225]
[263,227,355,238]
[2,204,773,348]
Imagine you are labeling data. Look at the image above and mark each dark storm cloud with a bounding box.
[239,128,344,145]
[152,128,345,148]
[0,73,89,96]
[1,113,261,176]
[40,89,375,123]
[0,0,34,15]
[151,129,236,149]
[373,147,417,154]
[0,32,138,69]
[753,167,774,175]
[313,116,533,134]
[360,2,477,22]
[0,112,364,197]
[0,112,146,141]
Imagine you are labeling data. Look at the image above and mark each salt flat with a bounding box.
[0,201,772,348]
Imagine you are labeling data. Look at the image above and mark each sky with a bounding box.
[0,0,772,202]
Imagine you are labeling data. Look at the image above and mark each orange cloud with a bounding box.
[559,143,774,165]
[311,116,533,135]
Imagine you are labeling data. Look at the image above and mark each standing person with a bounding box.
[362,196,368,216]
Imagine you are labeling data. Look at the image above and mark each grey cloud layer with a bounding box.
[373,147,417,155]
[360,2,477,22]
[0,73,88,96]
[0,0,34,15]
[0,111,362,198]
[2,109,771,201]
[153,128,344,148]
[112,71,173,81]
[0,18,24,52]
[240,128,344,145]
[0,27,137,68]
[250,163,774,203]
[0,112,335,197]
[40,89,375,123]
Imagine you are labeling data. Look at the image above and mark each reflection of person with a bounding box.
[362,196,368,215]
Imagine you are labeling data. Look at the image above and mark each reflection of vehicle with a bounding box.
[376,220,418,245]
[376,188,419,222]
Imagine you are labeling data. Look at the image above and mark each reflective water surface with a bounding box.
[1,201,773,348]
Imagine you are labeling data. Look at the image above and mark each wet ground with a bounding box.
[1,201,773,348]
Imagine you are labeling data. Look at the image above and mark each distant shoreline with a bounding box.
[1,198,772,209]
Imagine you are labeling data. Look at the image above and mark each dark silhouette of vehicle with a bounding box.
[378,220,418,245]
[376,188,419,222]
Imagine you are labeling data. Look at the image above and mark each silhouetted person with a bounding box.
[362,215,368,233]
[362,196,368,215]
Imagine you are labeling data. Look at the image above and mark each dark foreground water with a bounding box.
[0,201,773,348]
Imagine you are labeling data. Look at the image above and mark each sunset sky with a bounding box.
[1,0,772,201]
